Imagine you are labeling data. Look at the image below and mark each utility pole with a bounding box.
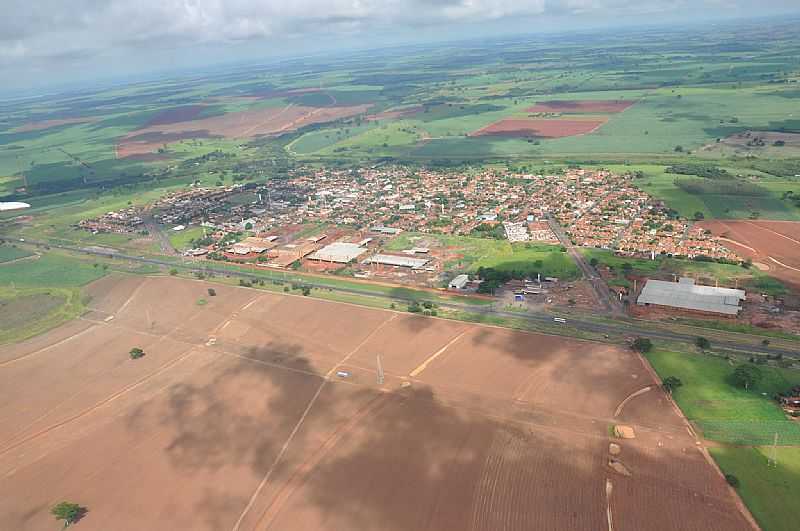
[376,353,384,385]
[769,432,778,467]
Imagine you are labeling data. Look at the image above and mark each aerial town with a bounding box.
[78,167,742,283]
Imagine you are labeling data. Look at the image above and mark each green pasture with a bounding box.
[0,244,33,263]
[709,446,800,531]
[645,350,799,423]
[386,233,578,279]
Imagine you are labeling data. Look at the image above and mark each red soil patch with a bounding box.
[14,117,95,132]
[116,103,370,158]
[0,275,753,531]
[525,100,635,114]
[698,220,800,289]
[472,118,607,138]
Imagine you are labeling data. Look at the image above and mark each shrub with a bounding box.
[129,347,145,360]
[632,337,653,353]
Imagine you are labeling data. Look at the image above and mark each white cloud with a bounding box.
[0,0,797,66]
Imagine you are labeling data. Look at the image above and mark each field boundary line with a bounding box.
[114,276,149,316]
[613,386,652,418]
[0,324,96,367]
[745,221,800,247]
[631,349,760,531]
[409,330,467,378]
[232,312,396,531]
[768,256,800,273]
[252,393,391,530]
[0,345,195,456]
[231,378,326,531]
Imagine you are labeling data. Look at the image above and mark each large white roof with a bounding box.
[637,277,745,315]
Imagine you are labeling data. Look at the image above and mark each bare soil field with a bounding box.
[0,275,754,530]
[116,103,370,157]
[698,220,800,289]
[471,118,607,138]
[525,100,635,114]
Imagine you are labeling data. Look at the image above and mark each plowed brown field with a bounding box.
[116,103,370,157]
[472,118,607,138]
[698,220,800,289]
[0,275,754,531]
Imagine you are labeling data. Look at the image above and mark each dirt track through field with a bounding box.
[699,219,800,288]
[0,275,756,531]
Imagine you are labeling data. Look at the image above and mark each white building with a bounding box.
[449,274,470,290]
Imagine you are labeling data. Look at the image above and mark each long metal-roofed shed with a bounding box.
[636,277,745,315]
[308,242,367,263]
[363,254,429,269]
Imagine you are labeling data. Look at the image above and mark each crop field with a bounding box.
[645,350,800,531]
[0,244,33,263]
[3,18,800,208]
[0,274,753,531]
[698,220,800,289]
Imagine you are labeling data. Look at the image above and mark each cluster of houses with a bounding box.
[77,166,742,273]
[78,207,144,234]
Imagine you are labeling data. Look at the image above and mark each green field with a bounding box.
[709,446,800,531]
[168,225,205,250]
[0,251,110,343]
[0,252,108,287]
[386,233,579,280]
[0,244,33,263]
[645,349,800,531]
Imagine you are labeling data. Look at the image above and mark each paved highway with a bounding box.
[5,236,800,359]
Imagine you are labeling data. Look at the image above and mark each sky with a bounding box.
[1,0,800,95]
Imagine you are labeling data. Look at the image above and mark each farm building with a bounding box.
[308,242,367,263]
[449,274,470,290]
[371,226,402,235]
[636,277,746,316]
[363,254,429,269]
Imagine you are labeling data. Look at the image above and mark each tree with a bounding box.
[632,337,653,353]
[662,376,683,394]
[129,347,145,360]
[732,364,762,391]
[696,337,710,351]
[207,288,216,297]
[589,257,599,267]
[51,502,85,527]
[693,211,705,221]
[301,286,311,296]
[725,474,740,488]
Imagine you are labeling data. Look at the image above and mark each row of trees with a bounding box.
[631,336,764,392]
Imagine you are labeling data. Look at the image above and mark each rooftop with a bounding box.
[308,242,367,263]
[637,277,746,315]
[363,254,430,269]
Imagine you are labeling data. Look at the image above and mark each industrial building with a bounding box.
[449,274,470,290]
[363,254,429,269]
[636,277,746,316]
[308,242,367,263]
